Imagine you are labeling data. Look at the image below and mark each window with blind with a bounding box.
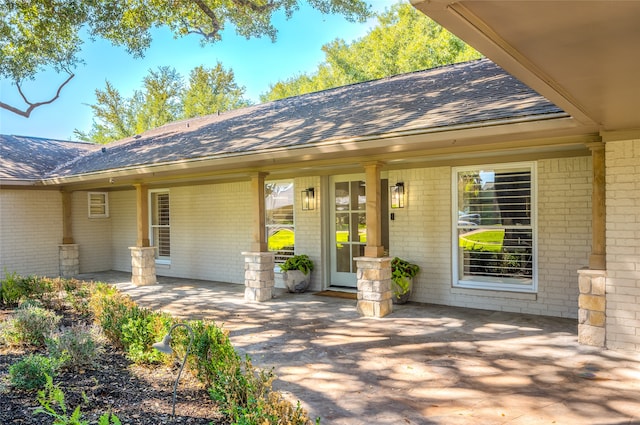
[88,192,109,218]
[150,191,171,262]
[265,182,294,266]
[453,163,536,292]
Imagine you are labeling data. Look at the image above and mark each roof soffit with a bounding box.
[411,0,640,132]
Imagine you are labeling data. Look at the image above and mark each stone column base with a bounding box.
[129,247,157,286]
[355,256,393,318]
[59,244,79,277]
[242,251,275,302]
[577,268,606,347]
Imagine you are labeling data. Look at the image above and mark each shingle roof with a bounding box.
[0,135,97,180]
[3,59,564,180]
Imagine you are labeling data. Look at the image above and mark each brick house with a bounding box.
[1,0,639,353]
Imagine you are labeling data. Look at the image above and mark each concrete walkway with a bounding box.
[80,272,640,425]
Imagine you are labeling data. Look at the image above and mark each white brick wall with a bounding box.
[605,138,640,351]
[110,190,136,272]
[0,189,62,276]
[291,176,323,291]
[387,157,591,318]
[163,181,252,284]
[72,191,112,273]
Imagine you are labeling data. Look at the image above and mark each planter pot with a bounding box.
[392,277,412,304]
[282,270,311,293]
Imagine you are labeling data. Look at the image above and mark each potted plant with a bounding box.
[391,257,420,304]
[280,254,314,293]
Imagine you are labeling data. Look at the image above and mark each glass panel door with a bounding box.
[331,177,366,287]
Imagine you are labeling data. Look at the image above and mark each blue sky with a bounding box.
[0,1,396,141]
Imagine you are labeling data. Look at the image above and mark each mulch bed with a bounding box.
[0,308,226,424]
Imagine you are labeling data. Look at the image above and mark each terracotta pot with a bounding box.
[283,270,311,293]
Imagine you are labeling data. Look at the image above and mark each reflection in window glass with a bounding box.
[455,164,535,292]
[266,182,294,265]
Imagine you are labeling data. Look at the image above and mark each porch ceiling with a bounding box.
[411,0,640,132]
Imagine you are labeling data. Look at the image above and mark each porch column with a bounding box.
[243,172,275,302]
[577,141,606,347]
[356,162,392,317]
[363,162,385,257]
[130,183,156,286]
[59,190,79,277]
[587,142,606,270]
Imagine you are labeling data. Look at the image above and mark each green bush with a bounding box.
[9,355,61,390]
[1,271,29,306]
[120,309,172,364]
[1,303,61,347]
[47,324,102,370]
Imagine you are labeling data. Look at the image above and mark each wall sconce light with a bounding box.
[390,182,405,209]
[301,187,315,210]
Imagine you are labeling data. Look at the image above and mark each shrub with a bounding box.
[120,309,172,364]
[47,324,102,370]
[9,355,61,390]
[1,271,29,306]
[1,303,61,347]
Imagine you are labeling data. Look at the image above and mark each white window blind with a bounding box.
[151,191,170,260]
[454,164,536,292]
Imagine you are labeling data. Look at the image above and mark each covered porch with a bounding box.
[79,271,640,425]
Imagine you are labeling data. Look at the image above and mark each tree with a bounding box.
[260,2,482,102]
[75,63,251,143]
[0,0,370,117]
[183,63,250,118]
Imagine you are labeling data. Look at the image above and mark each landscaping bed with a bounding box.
[0,276,313,425]
[0,307,223,424]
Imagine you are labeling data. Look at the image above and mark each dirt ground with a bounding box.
[0,308,225,425]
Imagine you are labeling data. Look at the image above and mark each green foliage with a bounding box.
[183,63,252,119]
[34,374,89,425]
[75,63,252,143]
[9,355,61,390]
[1,0,370,117]
[261,2,482,102]
[120,309,172,364]
[46,324,101,370]
[391,257,420,296]
[1,302,62,347]
[0,272,53,306]
[279,255,314,275]
[98,412,122,425]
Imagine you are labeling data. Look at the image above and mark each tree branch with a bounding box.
[0,73,75,118]
[191,0,221,39]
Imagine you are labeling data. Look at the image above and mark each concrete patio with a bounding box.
[79,271,640,425]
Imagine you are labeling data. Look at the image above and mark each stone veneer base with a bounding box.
[129,247,157,286]
[242,251,275,302]
[577,268,606,347]
[355,256,393,318]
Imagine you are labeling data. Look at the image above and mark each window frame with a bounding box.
[265,181,295,269]
[452,162,538,293]
[149,189,171,265]
[88,192,109,218]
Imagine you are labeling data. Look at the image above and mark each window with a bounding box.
[453,163,536,292]
[265,182,294,267]
[150,190,170,263]
[88,192,109,218]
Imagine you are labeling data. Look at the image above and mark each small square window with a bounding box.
[88,192,109,218]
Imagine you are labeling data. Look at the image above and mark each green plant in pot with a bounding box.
[280,255,314,293]
[391,257,420,304]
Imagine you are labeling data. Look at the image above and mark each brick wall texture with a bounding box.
[605,138,640,351]
[2,155,595,321]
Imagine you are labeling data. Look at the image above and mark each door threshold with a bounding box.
[326,286,357,293]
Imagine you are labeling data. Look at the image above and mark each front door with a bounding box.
[329,176,390,288]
